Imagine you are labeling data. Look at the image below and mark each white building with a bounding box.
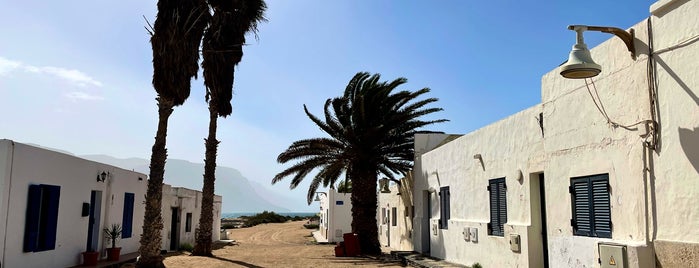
[160,184,222,251]
[0,140,147,267]
[412,0,699,267]
[317,189,352,243]
[377,174,416,251]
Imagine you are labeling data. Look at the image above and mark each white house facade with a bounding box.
[160,184,222,251]
[317,189,352,243]
[0,140,147,267]
[412,0,699,267]
[377,174,415,252]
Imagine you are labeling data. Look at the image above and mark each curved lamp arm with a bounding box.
[568,25,636,59]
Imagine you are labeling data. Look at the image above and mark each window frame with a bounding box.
[488,178,507,237]
[570,174,612,238]
[185,213,193,232]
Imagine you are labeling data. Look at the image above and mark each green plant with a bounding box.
[303,224,319,229]
[222,223,237,229]
[472,262,483,268]
[103,224,122,249]
[179,243,194,252]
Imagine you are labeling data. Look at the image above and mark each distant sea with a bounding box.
[222,212,317,219]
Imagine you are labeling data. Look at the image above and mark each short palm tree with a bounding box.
[138,0,209,267]
[273,72,447,254]
[193,0,267,256]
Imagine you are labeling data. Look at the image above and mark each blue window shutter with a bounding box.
[39,185,60,251]
[122,193,135,238]
[591,175,612,238]
[23,185,42,252]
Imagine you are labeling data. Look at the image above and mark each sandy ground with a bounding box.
[163,220,405,268]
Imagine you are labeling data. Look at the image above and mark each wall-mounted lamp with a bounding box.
[313,192,327,202]
[379,178,391,193]
[473,154,482,160]
[96,171,108,182]
[560,25,636,79]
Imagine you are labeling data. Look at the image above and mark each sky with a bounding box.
[0,0,656,212]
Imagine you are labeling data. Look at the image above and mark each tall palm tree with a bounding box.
[137,0,209,267]
[273,72,447,254]
[193,0,267,256]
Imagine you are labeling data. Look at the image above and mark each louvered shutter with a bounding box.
[591,175,611,238]
[571,178,592,236]
[439,186,450,229]
[488,178,506,236]
[497,180,507,236]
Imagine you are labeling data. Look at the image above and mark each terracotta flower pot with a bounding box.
[82,251,99,266]
[106,247,121,261]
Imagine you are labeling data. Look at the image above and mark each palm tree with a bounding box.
[192,0,267,256]
[137,0,209,267]
[272,72,447,254]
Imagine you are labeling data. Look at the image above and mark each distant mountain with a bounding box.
[80,154,291,213]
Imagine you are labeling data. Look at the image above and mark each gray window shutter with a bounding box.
[591,175,612,238]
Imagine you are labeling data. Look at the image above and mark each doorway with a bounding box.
[170,207,180,251]
[538,173,549,268]
[386,208,391,247]
[421,190,431,254]
[86,191,102,252]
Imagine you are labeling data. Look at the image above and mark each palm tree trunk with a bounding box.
[193,104,219,256]
[137,98,173,268]
[350,165,381,255]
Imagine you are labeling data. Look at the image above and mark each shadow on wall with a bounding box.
[679,127,699,176]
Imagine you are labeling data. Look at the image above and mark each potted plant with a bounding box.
[82,250,99,266]
[103,223,122,261]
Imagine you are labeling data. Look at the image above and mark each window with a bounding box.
[439,186,450,229]
[391,207,397,226]
[570,174,612,238]
[185,213,193,232]
[488,178,507,236]
[23,184,61,252]
[122,193,135,238]
[381,208,387,225]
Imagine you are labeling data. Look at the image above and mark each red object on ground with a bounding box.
[342,233,361,257]
[82,251,99,266]
[334,242,346,257]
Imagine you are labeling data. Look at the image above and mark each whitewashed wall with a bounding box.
[160,184,222,251]
[417,106,544,267]
[0,140,147,267]
[318,189,352,243]
[378,175,414,251]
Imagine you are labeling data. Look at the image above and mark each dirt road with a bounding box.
[163,220,405,268]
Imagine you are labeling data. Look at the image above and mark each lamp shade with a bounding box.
[560,43,601,79]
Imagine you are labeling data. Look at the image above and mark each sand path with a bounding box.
[163,220,404,268]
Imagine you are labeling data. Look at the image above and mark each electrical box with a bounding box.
[599,243,627,268]
[469,228,478,242]
[463,227,470,241]
[509,234,521,252]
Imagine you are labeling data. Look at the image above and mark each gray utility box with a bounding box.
[599,243,627,268]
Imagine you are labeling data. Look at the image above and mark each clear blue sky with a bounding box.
[0,0,656,211]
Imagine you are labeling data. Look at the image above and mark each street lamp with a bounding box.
[314,192,327,202]
[560,25,636,79]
